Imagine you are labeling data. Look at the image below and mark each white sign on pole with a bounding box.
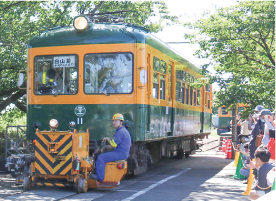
[53,56,75,68]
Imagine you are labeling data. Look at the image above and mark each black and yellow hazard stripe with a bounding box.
[35,133,72,175]
[36,182,73,188]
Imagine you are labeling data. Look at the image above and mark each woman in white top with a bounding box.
[241,119,251,135]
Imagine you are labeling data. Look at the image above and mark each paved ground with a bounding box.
[0,150,253,201]
[180,151,251,201]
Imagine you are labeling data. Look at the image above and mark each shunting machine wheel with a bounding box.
[23,176,32,191]
[77,178,88,194]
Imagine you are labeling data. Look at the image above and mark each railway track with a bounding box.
[0,159,189,201]
[0,138,220,200]
[196,137,220,152]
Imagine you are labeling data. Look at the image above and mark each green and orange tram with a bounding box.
[6,12,212,191]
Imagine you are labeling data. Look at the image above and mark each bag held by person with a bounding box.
[255,130,264,147]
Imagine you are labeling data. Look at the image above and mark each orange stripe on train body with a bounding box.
[27,43,210,113]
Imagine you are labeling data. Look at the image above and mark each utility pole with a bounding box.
[231,107,237,159]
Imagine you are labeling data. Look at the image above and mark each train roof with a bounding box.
[28,23,201,74]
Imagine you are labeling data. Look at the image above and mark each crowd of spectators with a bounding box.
[233,105,275,200]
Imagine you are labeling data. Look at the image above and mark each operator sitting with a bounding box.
[89,113,131,182]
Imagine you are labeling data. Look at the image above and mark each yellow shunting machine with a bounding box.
[23,127,127,193]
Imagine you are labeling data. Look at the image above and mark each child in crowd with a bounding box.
[238,142,250,178]
[248,145,275,200]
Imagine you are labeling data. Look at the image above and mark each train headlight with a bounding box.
[73,16,89,30]
[69,121,76,129]
[49,119,59,129]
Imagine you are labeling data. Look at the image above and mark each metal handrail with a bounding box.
[5,125,32,159]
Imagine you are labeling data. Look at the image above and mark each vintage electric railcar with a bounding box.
[24,13,212,175]
[215,104,247,135]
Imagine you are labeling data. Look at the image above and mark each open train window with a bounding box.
[34,55,78,95]
[84,53,133,94]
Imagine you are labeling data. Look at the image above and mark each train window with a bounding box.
[190,76,194,83]
[185,84,189,104]
[176,68,181,80]
[197,89,200,105]
[238,107,245,112]
[221,107,228,115]
[190,86,193,105]
[84,53,133,94]
[206,84,211,92]
[182,71,186,82]
[186,73,190,83]
[153,72,159,98]
[168,64,172,100]
[193,89,197,106]
[208,96,211,109]
[205,92,211,109]
[34,55,78,95]
[161,60,166,74]
[176,81,181,102]
[153,57,160,72]
[181,83,185,104]
[160,74,165,100]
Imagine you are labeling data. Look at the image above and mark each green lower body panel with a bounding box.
[27,104,212,142]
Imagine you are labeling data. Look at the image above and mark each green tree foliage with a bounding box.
[184,1,275,114]
[0,1,178,114]
[0,108,27,158]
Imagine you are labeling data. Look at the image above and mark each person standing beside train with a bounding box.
[267,110,275,163]
[261,109,273,146]
[249,105,265,160]
[89,113,131,183]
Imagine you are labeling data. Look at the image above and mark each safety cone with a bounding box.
[233,150,240,167]
[221,137,226,152]
[272,180,275,191]
[233,153,246,179]
[226,139,232,159]
[242,159,255,195]
[224,139,229,158]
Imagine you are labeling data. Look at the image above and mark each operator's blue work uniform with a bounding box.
[96,126,131,181]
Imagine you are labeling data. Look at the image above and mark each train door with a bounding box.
[146,53,151,133]
[168,61,174,136]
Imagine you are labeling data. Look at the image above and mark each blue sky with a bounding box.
[154,0,238,66]
[153,0,238,90]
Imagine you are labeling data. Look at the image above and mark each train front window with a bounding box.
[84,53,133,94]
[34,55,78,95]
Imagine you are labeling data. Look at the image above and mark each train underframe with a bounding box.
[125,134,203,175]
[5,127,208,179]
